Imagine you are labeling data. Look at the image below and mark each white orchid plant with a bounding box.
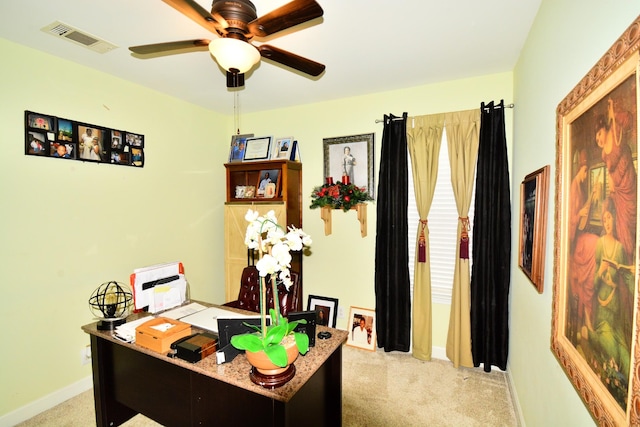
[231,209,313,367]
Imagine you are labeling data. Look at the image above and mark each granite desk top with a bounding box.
[81,303,348,403]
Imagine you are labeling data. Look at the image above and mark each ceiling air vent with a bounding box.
[41,21,118,54]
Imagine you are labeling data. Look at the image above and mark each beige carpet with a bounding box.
[17,346,518,427]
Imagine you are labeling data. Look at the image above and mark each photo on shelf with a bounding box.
[272,137,294,159]
[256,168,280,198]
[228,133,254,162]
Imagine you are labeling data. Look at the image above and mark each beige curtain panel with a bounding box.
[444,109,480,368]
[407,114,444,361]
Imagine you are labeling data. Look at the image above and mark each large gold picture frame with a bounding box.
[552,16,640,425]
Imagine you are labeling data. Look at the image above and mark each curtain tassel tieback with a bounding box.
[418,219,428,263]
[459,217,470,259]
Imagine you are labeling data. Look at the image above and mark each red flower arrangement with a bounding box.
[309,179,373,211]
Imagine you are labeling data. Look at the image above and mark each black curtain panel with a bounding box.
[470,101,511,371]
[375,112,411,352]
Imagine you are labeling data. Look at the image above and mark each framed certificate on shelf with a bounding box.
[243,136,272,162]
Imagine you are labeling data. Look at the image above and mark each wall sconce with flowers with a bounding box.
[309,177,373,237]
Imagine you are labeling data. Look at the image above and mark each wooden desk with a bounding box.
[82,312,347,427]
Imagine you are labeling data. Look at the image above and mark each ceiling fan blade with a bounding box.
[162,0,224,33]
[248,0,323,37]
[258,44,325,76]
[129,39,211,55]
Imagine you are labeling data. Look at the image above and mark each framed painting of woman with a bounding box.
[552,15,640,425]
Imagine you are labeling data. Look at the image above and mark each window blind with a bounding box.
[407,129,475,304]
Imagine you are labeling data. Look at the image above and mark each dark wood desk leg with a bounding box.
[90,335,137,427]
[326,345,343,426]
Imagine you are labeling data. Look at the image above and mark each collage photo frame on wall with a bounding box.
[25,110,145,167]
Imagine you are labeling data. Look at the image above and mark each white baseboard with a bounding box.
[505,367,526,426]
[0,376,92,427]
[432,346,447,360]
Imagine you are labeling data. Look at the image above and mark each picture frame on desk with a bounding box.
[307,294,338,328]
[243,136,272,162]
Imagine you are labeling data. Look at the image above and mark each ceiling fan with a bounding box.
[129,0,325,87]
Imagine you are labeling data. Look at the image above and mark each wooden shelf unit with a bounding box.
[224,160,303,306]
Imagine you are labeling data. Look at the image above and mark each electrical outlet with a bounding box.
[338,306,345,319]
[81,345,91,365]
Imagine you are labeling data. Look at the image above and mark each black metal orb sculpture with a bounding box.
[88,281,133,330]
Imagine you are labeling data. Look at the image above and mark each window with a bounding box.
[407,129,475,304]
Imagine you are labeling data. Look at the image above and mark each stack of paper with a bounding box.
[114,316,153,343]
[130,262,188,313]
[180,306,260,333]
[161,302,208,319]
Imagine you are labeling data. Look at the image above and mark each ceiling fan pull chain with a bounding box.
[234,91,240,135]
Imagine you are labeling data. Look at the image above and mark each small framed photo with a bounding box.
[518,165,550,293]
[50,142,75,159]
[264,183,276,198]
[307,295,339,328]
[244,185,255,198]
[347,306,376,351]
[77,125,105,162]
[126,132,144,147]
[228,133,253,162]
[57,119,73,142]
[256,169,280,198]
[323,133,375,197]
[26,130,48,156]
[27,112,54,130]
[272,137,294,159]
[131,147,144,167]
[243,136,273,162]
[110,130,123,149]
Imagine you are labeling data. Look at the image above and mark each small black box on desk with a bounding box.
[174,332,218,363]
[288,310,317,347]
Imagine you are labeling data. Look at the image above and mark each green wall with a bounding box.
[510,1,640,425]
[0,38,228,418]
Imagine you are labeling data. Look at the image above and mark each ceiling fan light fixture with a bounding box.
[209,38,260,74]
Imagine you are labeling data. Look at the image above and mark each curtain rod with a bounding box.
[375,103,515,123]
[375,116,405,123]
[484,103,515,111]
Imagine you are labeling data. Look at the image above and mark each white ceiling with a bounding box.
[0,0,541,115]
